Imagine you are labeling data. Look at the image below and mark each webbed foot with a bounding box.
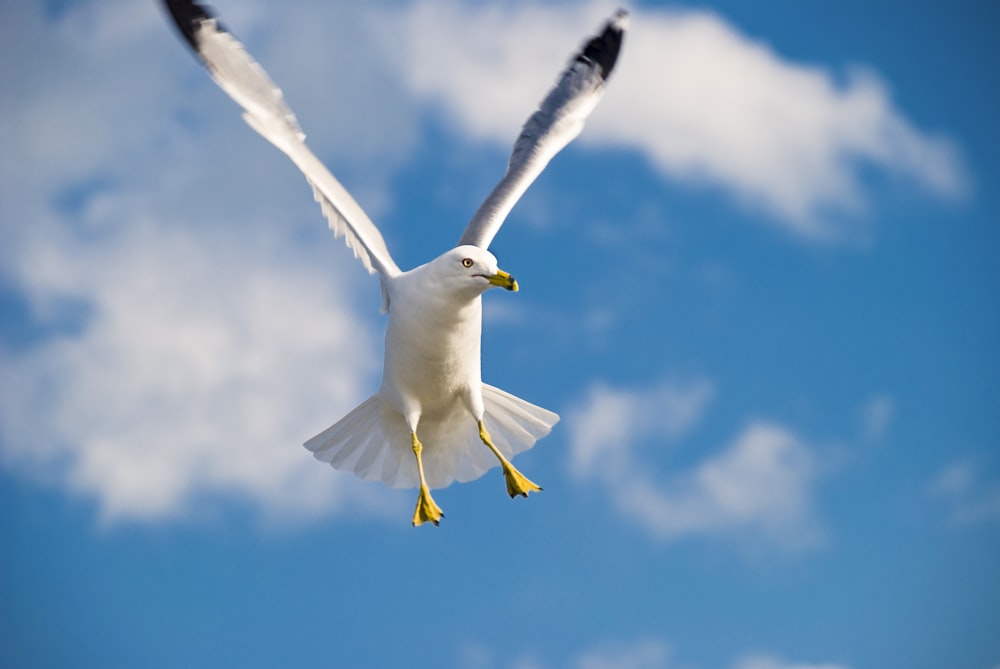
[477,420,542,499]
[501,462,542,498]
[412,484,444,526]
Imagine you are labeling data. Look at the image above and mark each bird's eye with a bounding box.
[461,258,474,268]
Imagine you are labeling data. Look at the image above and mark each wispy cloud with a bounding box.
[575,639,673,669]
[389,0,968,240]
[734,654,850,669]
[930,460,1000,526]
[859,394,894,442]
[566,379,826,550]
[568,379,715,478]
[456,638,849,669]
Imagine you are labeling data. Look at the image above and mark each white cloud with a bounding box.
[0,0,967,527]
[568,379,715,478]
[930,461,1000,526]
[389,0,968,239]
[458,638,849,669]
[860,394,894,442]
[0,1,418,243]
[383,1,615,141]
[931,461,975,497]
[566,380,825,550]
[0,1,407,524]
[0,219,391,524]
[575,639,672,669]
[734,655,849,669]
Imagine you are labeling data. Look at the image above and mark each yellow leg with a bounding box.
[478,421,542,498]
[411,432,444,526]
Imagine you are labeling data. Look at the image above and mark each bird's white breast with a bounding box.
[379,270,485,418]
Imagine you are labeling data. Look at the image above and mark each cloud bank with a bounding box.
[0,219,388,523]
[0,1,397,524]
[0,0,967,524]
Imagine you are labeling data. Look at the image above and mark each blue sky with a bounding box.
[1,0,998,667]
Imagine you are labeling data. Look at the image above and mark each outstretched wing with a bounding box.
[162,0,401,281]
[457,9,628,250]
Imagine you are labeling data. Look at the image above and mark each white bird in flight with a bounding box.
[163,0,627,525]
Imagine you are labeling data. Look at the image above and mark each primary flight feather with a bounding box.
[162,0,627,525]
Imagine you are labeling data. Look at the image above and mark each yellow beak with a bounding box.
[486,269,519,292]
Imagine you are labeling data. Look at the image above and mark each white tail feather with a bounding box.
[304,385,559,490]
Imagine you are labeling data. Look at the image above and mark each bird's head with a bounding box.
[433,246,519,297]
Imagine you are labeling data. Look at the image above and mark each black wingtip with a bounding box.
[162,0,221,51]
[576,8,629,80]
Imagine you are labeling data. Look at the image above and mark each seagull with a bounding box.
[162,0,627,525]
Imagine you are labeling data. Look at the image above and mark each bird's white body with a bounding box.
[382,267,486,426]
[308,248,557,489]
[163,0,626,519]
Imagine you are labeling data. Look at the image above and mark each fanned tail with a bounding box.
[304,385,559,489]
[304,395,413,488]
[480,384,559,459]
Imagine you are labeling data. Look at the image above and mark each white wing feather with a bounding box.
[164,0,401,284]
[458,9,629,250]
